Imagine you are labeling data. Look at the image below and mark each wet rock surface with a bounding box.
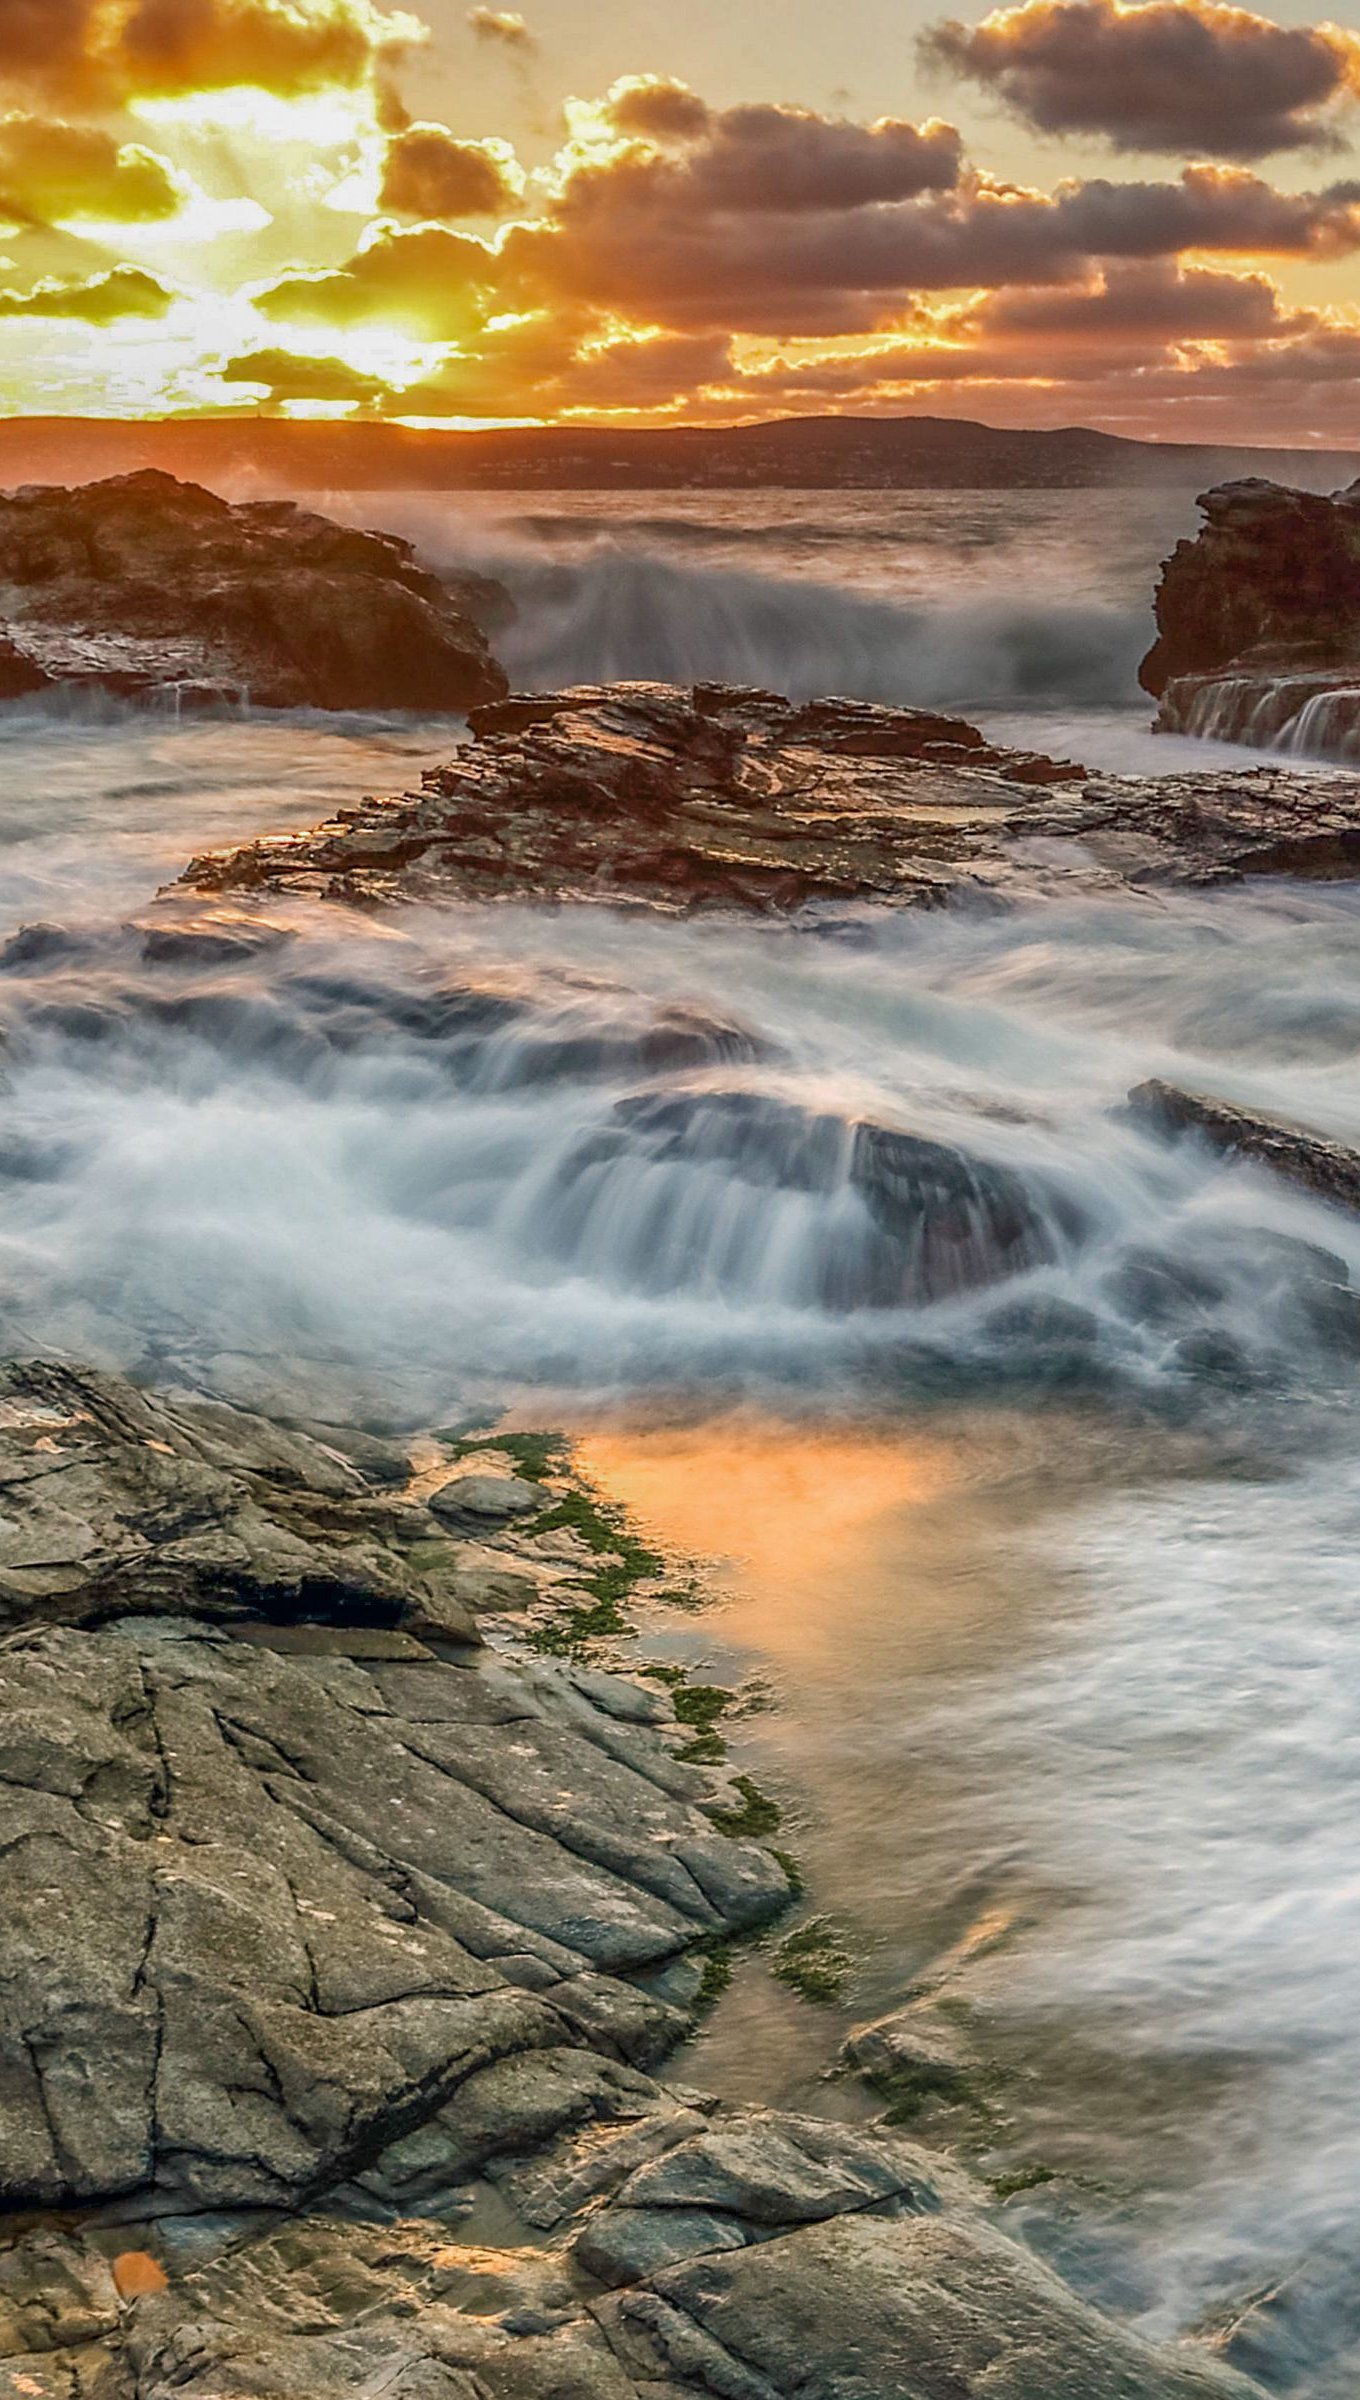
[546,1087,1067,1309]
[0,1359,1265,2399]
[1142,480,1360,760]
[1128,1080,1360,1218]
[0,1359,483,1640]
[0,472,508,713]
[183,680,1360,912]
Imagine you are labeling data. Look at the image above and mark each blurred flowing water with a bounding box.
[3,485,1360,2389]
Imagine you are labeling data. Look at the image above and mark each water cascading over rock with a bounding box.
[536,1087,1068,1312]
[1141,479,1360,762]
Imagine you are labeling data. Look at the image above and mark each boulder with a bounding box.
[604,2208,1263,2399]
[0,470,508,712]
[1141,480,1360,761]
[542,1088,1065,1309]
[429,1472,546,1525]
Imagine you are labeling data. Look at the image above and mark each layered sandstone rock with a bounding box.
[1141,480,1360,761]
[183,679,1360,912]
[0,470,508,712]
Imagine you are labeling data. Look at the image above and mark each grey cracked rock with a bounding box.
[0,1595,786,2210]
[0,1360,482,1642]
[0,1362,1267,2400]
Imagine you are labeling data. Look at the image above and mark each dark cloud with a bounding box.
[0,115,185,224]
[976,257,1301,338]
[502,157,1360,333]
[467,7,534,50]
[220,345,386,400]
[380,124,521,217]
[584,85,964,212]
[600,75,712,144]
[257,222,496,332]
[923,0,1360,161]
[0,264,177,318]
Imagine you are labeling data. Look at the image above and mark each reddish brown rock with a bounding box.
[182,678,1360,915]
[1141,479,1360,760]
[0,469,508,712]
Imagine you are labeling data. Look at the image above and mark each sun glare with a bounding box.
[131,89,378,147]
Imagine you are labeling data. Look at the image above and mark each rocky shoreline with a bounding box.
[0,472,507,714]
[7,471,1360,2397]
[185,679,1360,914]
[0,1360,1266,2400]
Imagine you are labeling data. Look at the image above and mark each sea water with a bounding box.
[2,483,1358,2389]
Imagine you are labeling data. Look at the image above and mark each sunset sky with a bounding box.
[0,0,1357,440]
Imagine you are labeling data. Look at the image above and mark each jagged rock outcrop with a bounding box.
[0,471,508,712]
[0,1358,1268,2400]
[183,680,1360,913]
[1141,480,1360,761]
[1128,1080,1360,1218]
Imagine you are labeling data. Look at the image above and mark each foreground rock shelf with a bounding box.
[0,1359,1262,2399]
[186,681,1360,914]
[0,471,508,713]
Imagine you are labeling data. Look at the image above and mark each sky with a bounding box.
[0,0,1356,440]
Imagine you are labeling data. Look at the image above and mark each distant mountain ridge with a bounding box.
[0,412,1354,492]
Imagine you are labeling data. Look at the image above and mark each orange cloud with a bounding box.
[0,0,423,105]
[500,149,1360,335]
[924,0,1360,160]
[258,222,496,332]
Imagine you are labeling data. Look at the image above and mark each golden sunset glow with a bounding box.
[0,0,1353,438]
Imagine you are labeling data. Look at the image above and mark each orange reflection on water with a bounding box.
[576,1416,962,1652]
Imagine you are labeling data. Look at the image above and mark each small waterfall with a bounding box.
[1278,687,1360,764]
[1166,673,1360,763]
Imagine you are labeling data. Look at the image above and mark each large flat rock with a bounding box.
[183,681,1360,913]
[0,1360,1265,2400]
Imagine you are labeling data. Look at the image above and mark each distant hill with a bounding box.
[0,412,1354,493]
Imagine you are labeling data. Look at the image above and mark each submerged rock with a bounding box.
[1141,479,1360,761]
[183,679,1360,913]
[0,470,508,712]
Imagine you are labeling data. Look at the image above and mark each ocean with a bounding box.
[3,484,1359,2390]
